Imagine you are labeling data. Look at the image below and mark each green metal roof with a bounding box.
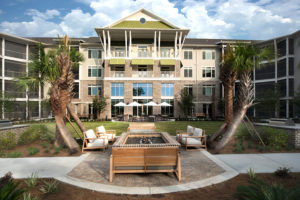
[112,21,173,29]
[160,59,176,66]
[110,58,126,65]
[131,59,154,65]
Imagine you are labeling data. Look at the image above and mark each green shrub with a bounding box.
[234,176,300,200]
[274,167,290,178]
[39,179,59,194]
[0,173,25,200]
[41,142,48,148]
[24,173,38,188]
[18,124,54,145]
[54,146,62,154]
[0,132,17,150]
[44,149,49,153]
[27,147,40,156]
[257,127,289,148]
[6,152,22,158]
[23,193,37,200]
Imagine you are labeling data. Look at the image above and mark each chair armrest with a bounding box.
[185,135,205,138]
[98,134,109,139]
[106,130,116,134]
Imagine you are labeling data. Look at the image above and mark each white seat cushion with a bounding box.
[106,134,116,140]
[87,138,108,147]
[97,126,106,134]
[193,128,203,137]
[187,125,194,133]
[85,129,97,142]
[182,138,202,145]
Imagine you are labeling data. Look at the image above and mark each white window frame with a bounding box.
[88,66,102,78]
[88,84,102,96]
[183,49,193,60]
[202,50,216,60]
[202,66,215,78]
[88,48,102,59]
[184,66,193,78]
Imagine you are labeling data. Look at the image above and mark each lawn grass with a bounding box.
[155,121,224,136]
[43,121,129,138]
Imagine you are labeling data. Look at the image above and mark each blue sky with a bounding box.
[0,0,299,40]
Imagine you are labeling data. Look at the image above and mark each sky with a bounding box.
[0,0,299,40]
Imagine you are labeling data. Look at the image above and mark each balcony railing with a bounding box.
[132,71,153,78]
[109,47,176,59]
[111,71,125,77]
[161,71,175,78]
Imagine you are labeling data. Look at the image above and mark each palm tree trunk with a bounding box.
[97,111,100,120]
[55,115,79,153]
[214,105,248,152]
[67,104,86,133]
[224,84,234,125]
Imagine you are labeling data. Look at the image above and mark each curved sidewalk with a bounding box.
[1,152,299,194]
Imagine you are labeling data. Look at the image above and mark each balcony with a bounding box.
[132,71,153,78]
[111,71,125,77]
[161,71,175,78]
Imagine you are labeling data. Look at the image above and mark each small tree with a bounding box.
[0,91,15,118]
[178,89,194,117]
[92,96,107,120]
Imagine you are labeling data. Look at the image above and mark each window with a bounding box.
[161,99,174,116]
[111,99,124,117]
[202,67,215,78]
[184,66,192,78]
[202,85,215,96]
[161,84,174,97]
[202,50,215,60]
[73,82,79,98]
[184,85,193,95]
[88,66,102,77]
[184,50,192,59]
[161,66,170,78]
[138,65,148,77]
[5,41,26,59]
[140,17,146,24]
[88,85,102,96]
[111,83,124,97]
[88,49,101,59]
[133,83,152,96]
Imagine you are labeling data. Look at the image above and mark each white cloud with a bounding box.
[0,0,299,39]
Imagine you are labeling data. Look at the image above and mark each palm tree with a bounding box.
[214,43,272,152]
[17,36,84,153]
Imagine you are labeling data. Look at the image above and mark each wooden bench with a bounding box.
[109,147,181,182]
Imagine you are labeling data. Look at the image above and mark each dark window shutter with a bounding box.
[212,51,215,59]
[88,87,91,95]
[202,52,205,59]
[88,69,91,77]
[88,50,91,58]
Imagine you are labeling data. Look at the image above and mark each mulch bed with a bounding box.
[18,173,300,200]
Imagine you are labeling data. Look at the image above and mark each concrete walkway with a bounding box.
[0,152,300,194]
[215,153,300,173]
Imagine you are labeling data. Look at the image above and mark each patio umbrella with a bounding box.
[128,101,142,116]
[159,102,172,106]
[114,102,127,107]
[143,101,158,115]
[128,101,142,106]
[143,101,158,106]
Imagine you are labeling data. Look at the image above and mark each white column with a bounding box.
[125,31,127,58]
[26,44,29,120]
[286,38,289,118]
[1,38,5,119]
[154,31,157,58]
[102,30,107,58]
[158,31,161,58]
[129,31,132,57]
[174,31,178,58]
[107,31,111,58]
[178,32,182,58]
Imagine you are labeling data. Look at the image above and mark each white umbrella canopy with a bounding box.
[128,101,142,106]
[114,102,127,107]
[144,101,158,106]
[159,102,172,106]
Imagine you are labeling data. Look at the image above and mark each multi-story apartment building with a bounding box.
[0,9,299,120]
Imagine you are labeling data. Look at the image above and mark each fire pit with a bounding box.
[110,132,181,182]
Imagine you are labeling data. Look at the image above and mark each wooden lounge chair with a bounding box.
[176,125,194,143]
[96,125,116,142]
[82,129,108,152]
[181,128,207,151]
